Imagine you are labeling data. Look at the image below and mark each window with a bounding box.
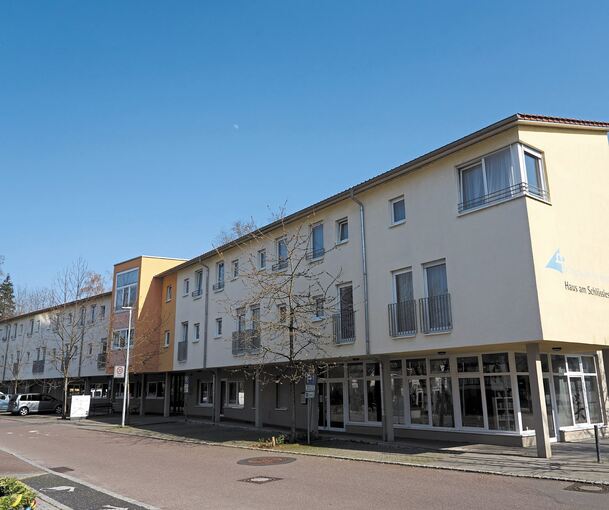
[181,322,188,342]
[278,305,287,323]
[231,260,239,279]
[35,320,40,332]
[309,223,324,259]
[193,270,203,297]
[336,218,349,244]
[347,362,381,423]
[236,308,246,333]
[273,237,288,270]
[115,269,138,310]
[275,382,288,409]
[199,381,214,405]
[166,285,172,302]
[146,381,165,399]
[194,323,200,342]
[314,296,325,319]
[458,144,548,212]
[28,319,34,335]
[90,305,96,323]
[100,305,106,320]
[214,262,225,291]
[164,330,170,347]
[258,249,266,270]
[112,329,134,350]
[88,343,93,355]
[183,278,190,296]
[227,381,244,407]
[390,196,406,225]
[390,269,415,336]
[215,318,223,337]
[421,262,451,333]
[336,285,354,342]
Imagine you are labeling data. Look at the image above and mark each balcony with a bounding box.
[97,353,107,370]
[388,300,417,337]
[272,259,288,271]
[32,360,45,374]
[305,247,325,261]
[232,330,261,355]
[458,182,551,213]
[177,341,188,362]
[419,294,452,334]
[191,288,203,298]
[212,281,224,292]
[332,311,355,345]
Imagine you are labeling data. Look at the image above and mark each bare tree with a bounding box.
[46,259,106,418]
[221,212,343,440]
[215,218,258,246]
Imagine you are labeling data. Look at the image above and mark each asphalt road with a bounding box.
[1,415,608,510]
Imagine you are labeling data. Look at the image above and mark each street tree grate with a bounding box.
[237,456,296,466]
[564,483,609,494]
[240,476,282,485]
[50,467,74,473]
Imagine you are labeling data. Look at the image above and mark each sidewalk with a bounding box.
[78,416,609,486]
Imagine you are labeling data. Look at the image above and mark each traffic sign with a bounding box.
[305,391,315,399]
[113,365,125,379]
[305,373,316,392]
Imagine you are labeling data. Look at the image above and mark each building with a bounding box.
[3,113,609,458]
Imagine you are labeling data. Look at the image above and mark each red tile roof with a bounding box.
[516,113,609,128]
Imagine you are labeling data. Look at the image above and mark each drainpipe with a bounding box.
[350,189,370,356]
[199,258,210,369]
[2,324,11,384]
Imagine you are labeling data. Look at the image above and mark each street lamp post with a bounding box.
[121,306,133,428]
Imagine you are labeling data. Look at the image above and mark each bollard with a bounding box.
[594,425,601,463]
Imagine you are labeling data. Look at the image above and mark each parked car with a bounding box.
[0,392,10,412]
[8,393,63,416]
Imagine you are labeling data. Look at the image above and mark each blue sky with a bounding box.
[2,1,609,289]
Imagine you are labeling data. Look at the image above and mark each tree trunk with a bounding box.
[62,375,69,419]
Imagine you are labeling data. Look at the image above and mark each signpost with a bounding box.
[305,373,317,445]
[113,365,125,379]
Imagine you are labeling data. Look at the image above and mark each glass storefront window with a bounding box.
[328,365,344,378]
[405,359,426,376]
[391,377,405,424]
[459,378,484,428]
[482,353,510,373]
[457,356,479,373]
[431,376,454,427]
[585,376,602,424]
[567,357,581,373]
[348,363,364,378]
[540,354,549,373]
[570,378,587,424]
[389,360,402,376]
[515,353,528,373]
[367,380,382,422]
[430,358,450,374]
[553,375,572,427]
[348,377,365,422]
[366,363,380,377]
[517,375,535,432]
[409,379,428,424]
[551,355,566,375]
[484,375,515,431]
[582,356,596,374]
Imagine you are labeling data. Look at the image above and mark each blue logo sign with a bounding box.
[546,249,565,273]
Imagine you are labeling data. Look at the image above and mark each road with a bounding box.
[0,415,607,509]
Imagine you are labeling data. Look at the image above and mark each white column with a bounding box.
[381,358,395,442]
[163,372,170,417]
[597,350,609,426]
[213,369,222,423]
[526,343,552,458]
[254,374,262,428]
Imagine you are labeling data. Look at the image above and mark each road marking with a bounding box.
[45,486,76,492]
[102,505,129,509]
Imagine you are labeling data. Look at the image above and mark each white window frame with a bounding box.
[193,270,203,297]
[181,322,188,343]
[193,323,200,342]
[389,196,406,226]
[310,222,325,259]
[336,217,349,244]
[258,249,266,270]
[111,329,134,350]
[231,259,239,279]
[183,278,190,296]
[166,285,172,302]
[164,330,170,348]
[215,318,223,338]
[226,381,245,408]
[114,268,139,311]
[215,261,225,291]
[199,381,214,406]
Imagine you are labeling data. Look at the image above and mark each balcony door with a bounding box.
[339,285,354,341]
[393,270,415,335]
[424,262,451,332]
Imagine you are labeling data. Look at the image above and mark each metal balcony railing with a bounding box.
[177,341,188,362]
[191,288,202,298]
[231,329,261,355]
[332,311,355,344]
[32,360,45,374]
[419,294,452,334]
[458,182,551,213]
[97,353,107,370]
[388,300,417,337]
[272,259,288,271]
[305,247,325,260]
[212,281,224,291]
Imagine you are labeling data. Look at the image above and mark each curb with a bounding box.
[80,422,609,487]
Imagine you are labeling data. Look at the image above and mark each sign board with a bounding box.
[305,373,317,393]
[305,391,315,399]
[113,365,125,379]
[69,395,91,420]
[184,375,190,394]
